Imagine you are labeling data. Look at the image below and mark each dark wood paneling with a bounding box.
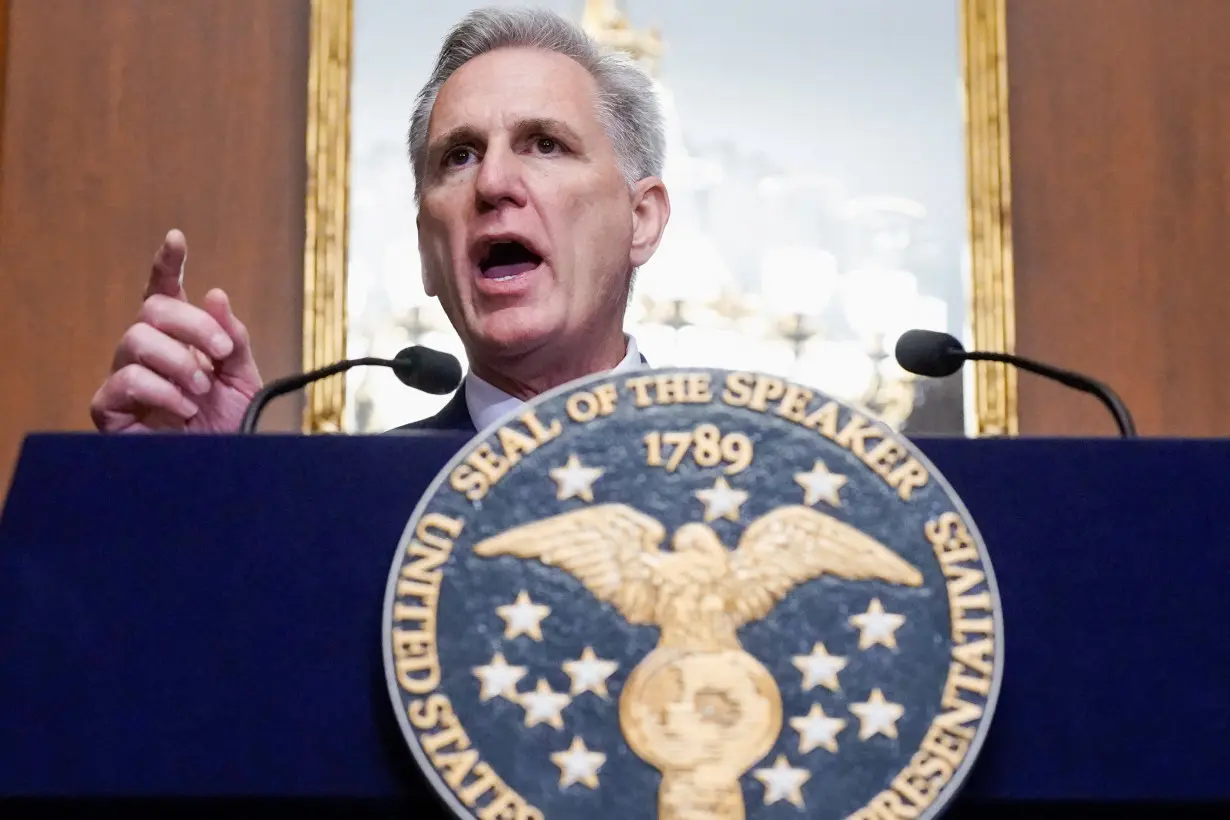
[0,0,9,208]
[1006,0,1230,435]
[0,0,309,491]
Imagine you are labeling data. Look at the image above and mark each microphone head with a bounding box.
[894,329,967,378]
[391,345,464,395]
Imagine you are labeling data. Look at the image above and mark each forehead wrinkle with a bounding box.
[429,47,604,137]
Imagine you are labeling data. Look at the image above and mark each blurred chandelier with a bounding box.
[628,200,948,431]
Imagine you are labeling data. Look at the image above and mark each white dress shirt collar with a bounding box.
[464,335,643,432]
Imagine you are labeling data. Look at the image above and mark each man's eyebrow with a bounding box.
[517,117,583,145]
[426,125,483,163]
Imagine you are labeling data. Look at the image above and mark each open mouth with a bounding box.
[478,240,543,281]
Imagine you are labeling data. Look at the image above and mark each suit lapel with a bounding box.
[431,389,477,432]
[390,388,475,433]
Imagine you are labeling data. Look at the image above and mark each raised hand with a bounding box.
[89,230,262,433]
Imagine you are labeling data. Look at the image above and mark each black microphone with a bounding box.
[894,329,1137,437]
[239,345,463,434]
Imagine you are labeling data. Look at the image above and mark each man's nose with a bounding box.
[473,144,527,212]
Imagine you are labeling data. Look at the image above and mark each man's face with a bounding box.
[417,47,667,365]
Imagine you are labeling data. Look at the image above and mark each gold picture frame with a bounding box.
[959,0,1017,436]
[300,0,1016,436]
[302,0,353,433]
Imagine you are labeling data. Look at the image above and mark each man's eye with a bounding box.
[534,137,560,154]
[444,147,475,167]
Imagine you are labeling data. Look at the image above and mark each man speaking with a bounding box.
[89,6,670,435]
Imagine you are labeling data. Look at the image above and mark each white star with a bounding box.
[752,754,811,808]
[849,598,906,650]
[471,651,527,702]
[518,678,572,730]
[791,642,848,692]
[496,591,551,641]
[562,646,618,699]
[549,736,606,789]
[790,703,848,754]
[794,460,848,506]
[694,475,748,522]
[850,688,905,740]
[549,454,604,502]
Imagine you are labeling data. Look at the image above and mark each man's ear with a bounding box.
[628,177,670,269]
[417,214,438,298]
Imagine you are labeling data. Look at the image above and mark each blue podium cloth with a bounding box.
[0,433,1226,807]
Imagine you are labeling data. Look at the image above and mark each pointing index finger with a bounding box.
[144,229,189,301]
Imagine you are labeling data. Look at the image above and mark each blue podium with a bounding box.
[1,433,1227,816]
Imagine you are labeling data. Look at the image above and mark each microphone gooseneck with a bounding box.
[239,345,463,434]
[894,329,1137,438]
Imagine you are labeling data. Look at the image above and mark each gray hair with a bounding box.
[407,6,666,202]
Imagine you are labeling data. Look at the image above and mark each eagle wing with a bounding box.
[727,505,924,625]
[471,504,668,624]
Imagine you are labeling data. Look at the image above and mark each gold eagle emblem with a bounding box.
[474,504,922,820]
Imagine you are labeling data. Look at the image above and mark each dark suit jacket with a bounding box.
[391,354,649,434]
[392,389,477,434]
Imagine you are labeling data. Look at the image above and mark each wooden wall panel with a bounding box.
[1006,0,1230,436]
[0,0,310,493]
[0,1,8,205]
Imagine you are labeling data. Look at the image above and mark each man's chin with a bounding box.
[467,314,561,361]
